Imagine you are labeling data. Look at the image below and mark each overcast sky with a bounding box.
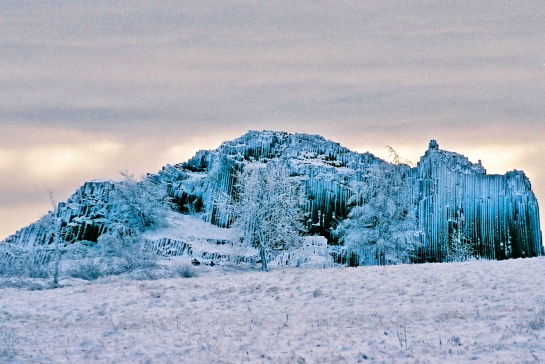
[1,1,544,240]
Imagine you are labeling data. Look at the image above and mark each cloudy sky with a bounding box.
[1,1,544,240]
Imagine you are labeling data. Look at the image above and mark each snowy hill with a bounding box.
[1,130,542,263]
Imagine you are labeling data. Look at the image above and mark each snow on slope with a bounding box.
[144,212,246,256]
[2,257,545,363]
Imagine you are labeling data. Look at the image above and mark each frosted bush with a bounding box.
[66,258,104,281]
[173,263,198,278]
[97,231,158,272]
[66,231,159,280]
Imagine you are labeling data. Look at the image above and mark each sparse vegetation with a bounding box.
[0,328,18,361]
[527,308,545,331]
[65,230,159,280]
[173,263,198,278]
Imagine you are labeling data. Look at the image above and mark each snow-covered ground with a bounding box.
[2,257,545,363]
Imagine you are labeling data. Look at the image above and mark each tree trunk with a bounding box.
[260,246,268,272]
[53,235,60,288]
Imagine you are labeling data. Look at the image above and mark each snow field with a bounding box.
[1,257,545,363]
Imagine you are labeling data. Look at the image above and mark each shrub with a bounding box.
[1,229,162,282]
[0,279,46,291]
[66,259,104,281]
[0,328,18,361]
[65,231,160,280]
[23,252,52,279]
[97,231,158,273]
[527,309,545,331]
[173,263,198,278]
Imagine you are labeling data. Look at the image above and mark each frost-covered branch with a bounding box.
[229,163,307,271]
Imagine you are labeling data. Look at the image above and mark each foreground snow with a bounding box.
[2,258,545,363]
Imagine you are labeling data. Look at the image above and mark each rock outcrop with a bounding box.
[2,131,542,263]
[412,140,542,260]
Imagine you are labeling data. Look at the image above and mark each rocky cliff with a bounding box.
[413,141,542,260]
[2,131,542,262]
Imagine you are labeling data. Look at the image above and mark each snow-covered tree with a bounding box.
[446,216,474,262]
[110,171,173,232]
[335,161,421,266]
[229,163,307,271]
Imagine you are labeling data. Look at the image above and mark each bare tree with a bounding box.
[229,163,307,271]
[47,191,63,287]
[386,146,414,167]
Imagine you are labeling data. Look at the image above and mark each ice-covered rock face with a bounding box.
[171,131,386,236]
[2,181,115,248]
[2,131,542,262]
[412,143,542,261]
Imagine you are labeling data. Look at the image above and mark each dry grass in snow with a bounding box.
[1,257,545,363]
